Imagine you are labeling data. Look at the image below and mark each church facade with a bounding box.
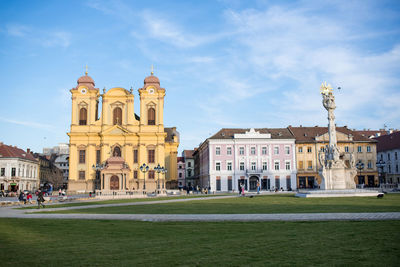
[67,70,179,193]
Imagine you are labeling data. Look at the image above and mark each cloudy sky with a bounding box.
[0,0,399,153]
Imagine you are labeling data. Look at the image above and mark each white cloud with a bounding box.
[0,117,56,131]
[6,24,31,37]
[220,4,400,128]
[4,24,72,48]
[43,31,71,48]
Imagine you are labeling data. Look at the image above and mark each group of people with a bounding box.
[18,191,33,204]
[17,190,46,208]
[181,185,210,195]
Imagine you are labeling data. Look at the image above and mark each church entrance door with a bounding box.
[110,175,119,190]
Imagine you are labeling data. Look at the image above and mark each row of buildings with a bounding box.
[178,127,400,193]
[2,70,399,194]
[0,143,67,193]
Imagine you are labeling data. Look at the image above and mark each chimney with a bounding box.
[27,148,30,153]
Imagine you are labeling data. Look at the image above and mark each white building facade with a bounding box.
[54,154,70,188]
[0,143,39,192]
[376,131,400,185]
[198,128,297,192]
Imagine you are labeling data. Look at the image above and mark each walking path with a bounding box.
[1,195,400,222]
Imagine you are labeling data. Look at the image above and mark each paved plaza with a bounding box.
[1,195,400,221]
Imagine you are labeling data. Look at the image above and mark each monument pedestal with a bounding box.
[320,164,357,190]
[295,189,381,198]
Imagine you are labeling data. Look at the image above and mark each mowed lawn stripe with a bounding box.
[0,218,398,266]
[42,194,400,214]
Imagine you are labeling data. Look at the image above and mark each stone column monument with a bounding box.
[318,82,356,190]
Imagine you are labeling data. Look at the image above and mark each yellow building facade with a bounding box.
[67,71,179,193]
[288,126,378,188]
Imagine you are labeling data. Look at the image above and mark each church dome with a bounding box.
[77,74,95,86]
[144,74,160,88]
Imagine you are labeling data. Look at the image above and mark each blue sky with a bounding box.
[0,0,399,154]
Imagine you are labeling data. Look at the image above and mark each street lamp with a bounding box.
[376,159,386,186]
[161,168,167,189]
[92,163,106,190]
[356,161,365,186]
[154,164,163,193]
[139,163,149,191]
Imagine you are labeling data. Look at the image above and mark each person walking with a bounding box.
[238,184,242,196]
[37,189,45,209]
[241,184,245,196]
[257,182,260,194]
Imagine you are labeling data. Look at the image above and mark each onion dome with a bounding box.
[77,66,95,87]
[144,74,160,88]
[77,74,95,87]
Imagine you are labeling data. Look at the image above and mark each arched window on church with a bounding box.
[79,108,87,125]
[113,107,122,125]
[148,108,155,125]
[113,146,121,157]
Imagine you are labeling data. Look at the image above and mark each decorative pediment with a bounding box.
[78,101,88,107]
[110,101,125,108]
[315,131,353,141]
[146,101,157,107]
[234,128,271,139]
[101,124,131,135]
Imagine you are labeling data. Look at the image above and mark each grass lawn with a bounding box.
[0,218,399,266]
[45,194,400,214]
[20,194,224,209]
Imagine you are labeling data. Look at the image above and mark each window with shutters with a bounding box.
[79,108,87,125]
[262,162,268,170]
[240,162,244,171]
[148,108,155,125]
[148,170,155,179]
[148,150,155,163]
[113,107,122,125]
[79,150,86,164]
[227,162,232,171]
[96,150,100,164]
[216,162,221,171]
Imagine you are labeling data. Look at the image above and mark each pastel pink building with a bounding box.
[197,128,296,192]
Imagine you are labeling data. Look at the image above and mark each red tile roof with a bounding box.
[209,128,294,140]
[183,150,195,159]
[288,126,375,143]
[0,142,37,162]
[375,131,400,152]
[355,130,398,139]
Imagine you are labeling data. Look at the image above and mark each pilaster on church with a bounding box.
[67,70,179,193]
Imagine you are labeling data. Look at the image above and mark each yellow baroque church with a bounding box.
[67,70,179,193]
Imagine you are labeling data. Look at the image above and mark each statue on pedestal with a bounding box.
[319,82,356,190]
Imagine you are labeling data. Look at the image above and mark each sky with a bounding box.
[0,0,399,154]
